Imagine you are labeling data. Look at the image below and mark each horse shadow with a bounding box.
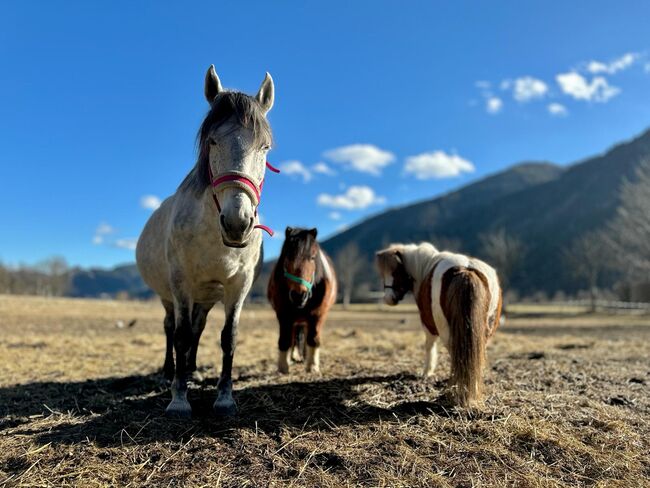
[0,371,469,447]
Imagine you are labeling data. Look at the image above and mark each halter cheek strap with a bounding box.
[209,161,280,236]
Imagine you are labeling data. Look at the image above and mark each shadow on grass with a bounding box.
[0,372,461,447]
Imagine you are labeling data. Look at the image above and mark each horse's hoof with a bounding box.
[165,400,192,419]
[213,399,237,417]
[278,365,289,374]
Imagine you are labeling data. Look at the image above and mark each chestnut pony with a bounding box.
[268,227,337,373]
[376,242,502,407]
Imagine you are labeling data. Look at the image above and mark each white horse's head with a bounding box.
[200,66,274,247]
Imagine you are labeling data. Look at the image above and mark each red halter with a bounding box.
[209,161,280,236]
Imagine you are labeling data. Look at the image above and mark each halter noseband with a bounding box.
[284,268,315,292]
[208,161,280,236]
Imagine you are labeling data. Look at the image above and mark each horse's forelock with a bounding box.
[376,248,400,275]
[180,91,272,196]
[284,229,317,260]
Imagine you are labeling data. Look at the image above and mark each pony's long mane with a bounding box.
[179,91,273,197]
[389,242,441,285]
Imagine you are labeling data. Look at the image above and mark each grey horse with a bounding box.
[136,66,275,418]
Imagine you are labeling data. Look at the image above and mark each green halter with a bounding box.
[283,269,315,291]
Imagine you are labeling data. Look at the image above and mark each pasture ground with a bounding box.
[0,294,648,487]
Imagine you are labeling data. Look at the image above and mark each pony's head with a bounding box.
[376,246,414,305]
[192,66,274,248]
[280,227,319,308]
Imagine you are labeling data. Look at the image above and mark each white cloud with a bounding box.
[140,194,162,211]
[317,186,386,210]
[486,97,503,114]
[328,211,342,221]
[645,62,650,73]
[556,72,620,102]
[114,238,138,251]
[280,160,312,182]
[92,222,115,245]
[323,144,395,175]
[512,76,548,102]
[547,103,568,117]
[404,151,475,180]
[475,80,491,90]
[586,53,638,74]
[312,162,336,176]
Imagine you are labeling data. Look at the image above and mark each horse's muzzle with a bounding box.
[220,214,254,248]
[289,290,310,308]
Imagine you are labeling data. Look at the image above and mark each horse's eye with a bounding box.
[310,255,316,261]
[261,143,271,151]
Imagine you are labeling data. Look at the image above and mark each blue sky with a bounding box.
[1,1,650,268]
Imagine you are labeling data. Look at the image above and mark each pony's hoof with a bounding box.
[306,364,320,374]
[278,365,289,374]
[213,399,237,417]
[165,400,192,419]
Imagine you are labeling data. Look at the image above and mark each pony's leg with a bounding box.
[423,331,439,378]
[277,317,293,374]
[166,299,193,419]
[305,319,322,373]
[162,300,175,383]
[213,281,250,416]
[290,325,304,363]
[187,303,212,382]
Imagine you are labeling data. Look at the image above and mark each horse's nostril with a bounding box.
[220,214,228,232]
[248,217,254,232]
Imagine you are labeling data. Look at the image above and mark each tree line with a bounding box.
[0,257,69,296]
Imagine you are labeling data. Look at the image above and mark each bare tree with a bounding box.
[0,262,10,294]
[606,158,650,281]
[479,228,525,291]
[335,243,364,308]
[427,234,462,253]
[564,231,608,312]
[36,256,69,296]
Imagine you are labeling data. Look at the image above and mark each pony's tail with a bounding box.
[444,267,489,408]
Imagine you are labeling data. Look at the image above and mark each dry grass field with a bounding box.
[0,294,649,487]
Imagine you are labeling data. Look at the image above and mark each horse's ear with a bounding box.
[204,65,223,103]
[308,228,318,238]
[394,250,404,265]
[285,226,293,238]
[256,72,274,114]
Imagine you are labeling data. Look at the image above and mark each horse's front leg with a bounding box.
[166,300,193,419]
[213,281,250,416]
[305,317,323,373]
[276,313,295,374]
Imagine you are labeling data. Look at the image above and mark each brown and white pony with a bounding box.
[268,227,337,373]
[376,242,502,407]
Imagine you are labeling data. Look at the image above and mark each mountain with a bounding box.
[320,128,650,294]
[68,264,151,298]
[62,128,650,298]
